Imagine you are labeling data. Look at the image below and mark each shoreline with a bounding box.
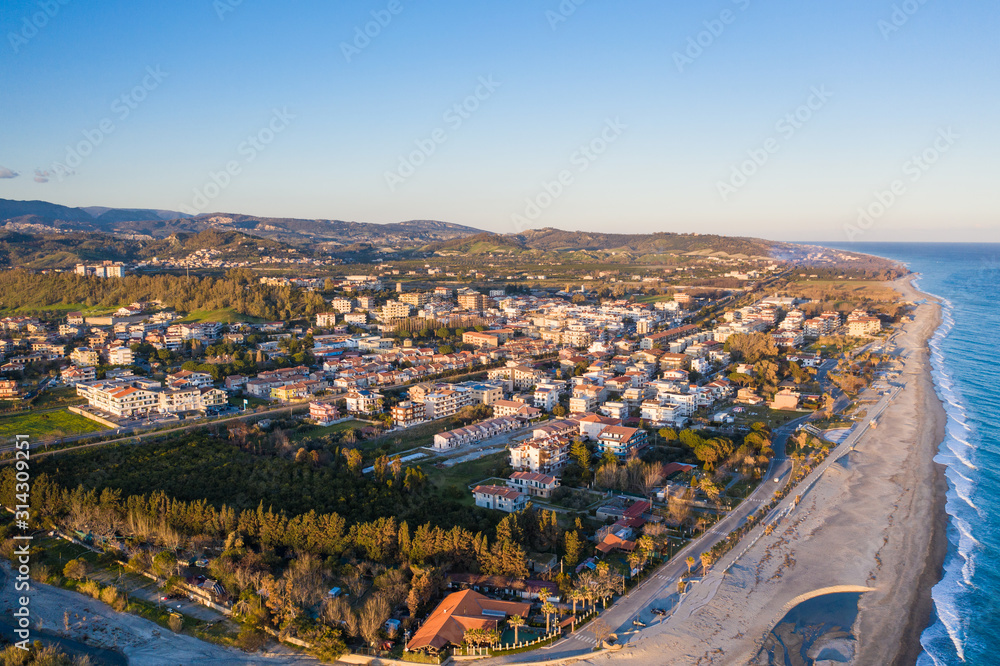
[562,273,950,665]
[875,275,949,666]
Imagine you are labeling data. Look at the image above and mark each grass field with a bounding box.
[421,450,509,504]
[31,385,88,409]
[293,418,370,442]
[634,293,675,304]
[178,308,265,323]
[0,409,107,440]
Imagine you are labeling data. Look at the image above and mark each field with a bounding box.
[292,418,371,442]
[421,451,510,505]
[177,308,264,323]
[634,293,674,304]
[30,385,88,409]
[0,408,107,440]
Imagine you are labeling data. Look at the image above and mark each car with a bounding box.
[650,608,667,616]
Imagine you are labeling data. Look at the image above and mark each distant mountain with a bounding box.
[0,198,191,231]
[0,198,485,248]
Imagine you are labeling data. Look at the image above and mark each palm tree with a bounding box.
[569,589,584,616]
[508,615,525,644]
[685,556,695,575]
[540,601,557,633]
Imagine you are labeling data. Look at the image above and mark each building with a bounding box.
[472,485,528,512]
[309,401,341,426]
[166,370,214,389]
[487,362,544,391]
[106,345,134,366]
[75,261,124,278]
[597,425,648,460]
[433,416,521,449]
[345,389,383,413]
[76,378,161,417]
[61,365,96,385]
[847,316,882,336]
[507,472,559,498]
[508,435,570,474]
[770,387,801,411]
[330,298,355,313]
[316,312,339,327]
[491,399,541,419]
[462,329,512,348]
[0,380,19,399]
[423,387,472,419]
[457,292,487,311]
[390,400,425,427]
[70,347,100,367]
[400,292,431,307]
[406,590,530,654]
[381,300,413,319]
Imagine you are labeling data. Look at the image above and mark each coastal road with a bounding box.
[484,415,812,665]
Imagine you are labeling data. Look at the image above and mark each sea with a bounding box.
[821,242,1000,665]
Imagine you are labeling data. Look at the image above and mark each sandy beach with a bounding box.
[569,276,948,665]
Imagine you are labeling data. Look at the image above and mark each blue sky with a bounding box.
[1,0,997,241]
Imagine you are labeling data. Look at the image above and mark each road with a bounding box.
[486,347,893,664]
[484,413,811,665]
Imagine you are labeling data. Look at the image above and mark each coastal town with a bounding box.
[0,244,908,664]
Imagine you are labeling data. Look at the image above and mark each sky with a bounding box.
[0,0,997,242]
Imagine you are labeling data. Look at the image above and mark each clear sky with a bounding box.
[1,0,997,241]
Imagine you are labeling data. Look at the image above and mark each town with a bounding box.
[0,249,901,663]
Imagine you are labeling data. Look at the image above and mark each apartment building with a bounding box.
[508,435,570,474]
[423,387,472,419]
[390,400,426,427]
[597,426,648,460]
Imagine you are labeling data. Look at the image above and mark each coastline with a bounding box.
[862,275,948,666]
[566,274,949,665]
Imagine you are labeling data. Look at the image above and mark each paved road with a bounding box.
[484,414,811,665]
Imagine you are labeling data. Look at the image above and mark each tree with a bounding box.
[570,438,590,477]
[541,601,557,633]
[358,593,391,647]
[552,404,567,417]
[700,551,715,573]
[563,530,583,567]
[63,558,89,580]
[590,618,612,647]
[685,556,695,576]
[569,589,584,616]
[658,427,677,443]
[508,614,525,644]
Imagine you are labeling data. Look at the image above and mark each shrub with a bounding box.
[78,579,102,600]
[168,614,184,633]
[236,626,267,652]
[63,558,90,580]
[100,585,127,612]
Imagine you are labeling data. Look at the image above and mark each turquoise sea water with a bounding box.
[822,242,1000,665]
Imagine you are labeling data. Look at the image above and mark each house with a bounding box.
[166,370,213,389]
[770,387,800,411]
[736,387,765,406]
[61,365,96,385]
[0,380,19,399]
[406,590,530,654]
[309,401,341,426]
[491,399,541,419]
[472,485,528,512]
[507,471,559,498]
[578,413,621,440]
[597,426,648,460]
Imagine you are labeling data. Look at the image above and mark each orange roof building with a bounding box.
[406,589,530,653]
